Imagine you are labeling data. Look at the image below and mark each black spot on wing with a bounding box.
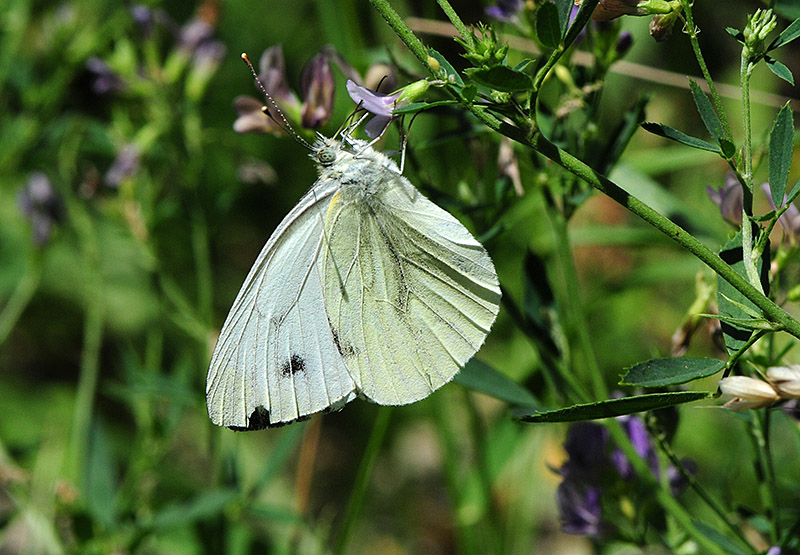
[280,354,306,377]
[229,406,273,431]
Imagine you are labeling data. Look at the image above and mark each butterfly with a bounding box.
[206,77,500,430]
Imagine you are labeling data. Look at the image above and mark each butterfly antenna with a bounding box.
[241,53,312,150]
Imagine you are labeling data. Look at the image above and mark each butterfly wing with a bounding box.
[207,178,357,429]
[321,170,501,405]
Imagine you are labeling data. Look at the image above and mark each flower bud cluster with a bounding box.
[719,365,800,410]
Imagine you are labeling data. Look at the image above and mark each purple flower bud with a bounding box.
[706,173,743,226]
[561,422,610,481]
[18,172,66,247]
[616,31,634,56]
[105,145,140,188]
[258,46,299,107]
[178,18,215,55]
[129,4,155,37]
[485,0,525,22]
[233,96,279,134]
[86,57,126,96]
[556,480,603,536]
[301,52,335,129]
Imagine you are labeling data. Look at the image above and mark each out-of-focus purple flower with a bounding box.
[258,45,300,107]
[616,31,634,56]
[178,18,215,54]
[346,80,402,139]
[762,183,800,238]
[766,547,782,555]
[129,4,155,36]
[706,173,743,226]
[105,145,140,188]
[561,422,610,481]
[485,0,525,22]
[86,57,126,95]
[556,480,603,536]
[301,52,335,129]
[233,96,279,135]
[666,458,697,496]
[17,172,66,247]
[612,416,659,479]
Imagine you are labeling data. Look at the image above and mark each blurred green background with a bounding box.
[1,0,799,553]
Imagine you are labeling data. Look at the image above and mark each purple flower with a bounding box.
[105,145,140,188]
[301,52,335,129]
[233,96,279,135]
[17,172,66,246]
[706,172,743,225]
[616,31,634,56]
[346,80,402,139]
[485,0,525,22]
[762,182,800,238]
[561,422,610,481]
[611,416,659,479]
[129,4,155,37]
[666,458,697,496]
[178,18,215,54]
[556,480,603,536]
[86,57,126,96]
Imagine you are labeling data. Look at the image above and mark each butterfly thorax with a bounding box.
[312,137,401,207]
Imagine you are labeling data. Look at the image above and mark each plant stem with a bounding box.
[0,251,41,348]
[368,0,430,70]
[436,0,473,48]
[749,411,780,542]
[682,0,734,142]
[334,406,393,555]
[739,54,763,294]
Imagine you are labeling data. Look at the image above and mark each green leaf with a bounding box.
[556,0,574,36]
[726,27,745,42]
[769,17,800,50]
[464,65,533,92]
[564,0,598,46]
[536,2,562,49]
[692,520,750,555]
[641,122,720,153]
[766,57,795,85]
[514,392,712,423]
[689,80,724,144]
[86,420,118,527]
[620,357,725,387]
[148,489,239,530]
[717,231,770,355]
[769,103,794,208]
[427,48,463,86]
[455,359,539,408]
[719,138,737,159]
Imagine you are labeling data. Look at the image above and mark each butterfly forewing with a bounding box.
[321,163,501,406]
[207,179,356,429]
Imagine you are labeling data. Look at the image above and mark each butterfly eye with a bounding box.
[318,147,337,166]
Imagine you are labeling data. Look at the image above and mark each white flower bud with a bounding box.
[719,376,779,410]
[766,365,800,398]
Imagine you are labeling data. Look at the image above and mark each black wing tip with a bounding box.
[227,406,312,431]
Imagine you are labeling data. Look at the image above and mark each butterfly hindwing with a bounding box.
[206,178,356,429]
[321,160,501,406]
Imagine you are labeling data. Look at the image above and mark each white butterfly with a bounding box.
[206,133,501,429]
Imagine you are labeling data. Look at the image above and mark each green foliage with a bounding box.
[620,358,725,387]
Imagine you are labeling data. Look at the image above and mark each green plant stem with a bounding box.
[334,406,392,555]
[739,54,763,294]
[749,411,779,542]
[369,0,430,70]
[0,251,41,348]
[723,330,767,377]
[653,428,752,550]
[436,0,473,48]
[682,0,734,142]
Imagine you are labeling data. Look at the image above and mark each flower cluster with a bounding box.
[17,172,66,247]
[555,415,692,536]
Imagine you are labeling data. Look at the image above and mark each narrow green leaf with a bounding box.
[86,420,118,527]
[465,66,533,92]
[514,392,712,423]
[692,520,750,555]
[456,359,539,408]
[689,80,724,143]
[719,138,737,159]
[726,27,745,42]
[513,58,534,72]
[769,103,794,208]
[564,0,598,46]
[536,2,562,49]
[620,358,725,387]
[769,17,800,50]
[392,100,460,115]
[641,122,720,153]
[766,57,795,85]
[717,231,770,355]
[148,489,239,530]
